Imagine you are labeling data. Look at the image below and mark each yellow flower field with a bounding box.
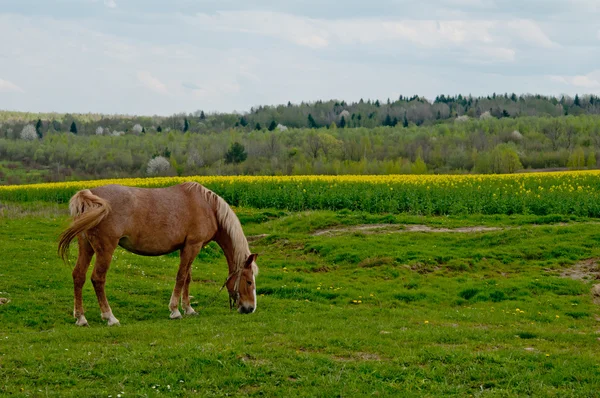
[1,170,600,216]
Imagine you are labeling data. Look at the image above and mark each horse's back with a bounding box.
[87,183,217,255]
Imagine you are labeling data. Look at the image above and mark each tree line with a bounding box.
[1,114,600,184]
[2,94,600,139]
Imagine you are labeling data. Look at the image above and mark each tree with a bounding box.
[157,126,163,132]
[183,118,189,132]
[70,121,78,134]
[146,156,171,175]
[587,151,596,169]
[574,94,581,107]
[339,116,346,128]
[95,126,104,135]
[567,147,585,169]
[200,111,206,120]
[255,123,262,131]
[225,142,248,164]
[35,119,43,139]
[132,124,143,134]
[308,114,318,128]
[20,124,37,141]
[268,120,277,131]
[239,116,248,127]
[403,114,409,128]
[383,114,392,127]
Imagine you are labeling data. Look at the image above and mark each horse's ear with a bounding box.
[245,253,258,268]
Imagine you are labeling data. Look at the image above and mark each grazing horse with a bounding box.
[58,182,259,326]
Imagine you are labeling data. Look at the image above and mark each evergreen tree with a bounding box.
[384,114,392,127]
[240,116,248,127]
[142,127,146,133]
[268,120,277,131]
[157,126,162,132]
[255,123,262,130]
[35,119,43,139]
[70,121,78,134]
[183,118,190,132]
[308,114,318,128]
[403,114,409,128]
[339,116,346,128]
[574,94,581,107]
[225,142,247,164]
[200,111,206,120]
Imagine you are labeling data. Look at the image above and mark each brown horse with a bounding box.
[58,182,259,326]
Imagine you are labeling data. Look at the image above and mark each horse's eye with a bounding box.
[247,281,252,286]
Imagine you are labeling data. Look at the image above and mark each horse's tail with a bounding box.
[58,189,111,263]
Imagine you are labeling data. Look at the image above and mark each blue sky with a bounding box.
[0,0,599,115]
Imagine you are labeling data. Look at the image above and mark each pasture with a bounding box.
[1,176,600,396]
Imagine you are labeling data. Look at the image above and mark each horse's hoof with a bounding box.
[170,310,182,319]
[184,309,199,316]
[75,316,89,327]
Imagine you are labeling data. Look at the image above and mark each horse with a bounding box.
[58,182,259,326]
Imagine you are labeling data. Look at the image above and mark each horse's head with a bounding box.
[227,253,259,314]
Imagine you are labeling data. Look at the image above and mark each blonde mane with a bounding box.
[183,182,258,275]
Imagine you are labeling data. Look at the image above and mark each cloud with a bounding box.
[506,19,557,49]
[137,71,168,94]
[0,78,24,93]
[104,0,117,8]
[182,82,202,90]
[549,70,600,89]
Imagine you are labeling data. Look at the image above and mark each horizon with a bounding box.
[0,92,593,118]
[1,0,599,115]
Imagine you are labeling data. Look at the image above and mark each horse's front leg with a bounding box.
[170,242,202,319]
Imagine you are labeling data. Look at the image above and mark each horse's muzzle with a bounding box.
[238,305,255,314]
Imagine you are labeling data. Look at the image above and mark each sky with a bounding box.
[0,0,599,115]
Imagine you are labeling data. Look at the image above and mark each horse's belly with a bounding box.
[118,236,182,256]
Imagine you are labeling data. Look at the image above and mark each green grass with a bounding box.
[1,205,599,396]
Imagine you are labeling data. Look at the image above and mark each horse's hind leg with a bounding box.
[169,242,202,319]
[90,238,120,326]
[73,236,94,326]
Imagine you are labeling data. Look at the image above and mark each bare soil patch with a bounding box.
[313,224,501,236]
[560,259,600,281]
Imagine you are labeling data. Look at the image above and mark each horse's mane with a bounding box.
[182,182,258,275]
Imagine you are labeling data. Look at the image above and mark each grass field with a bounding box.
[1,201,599,396]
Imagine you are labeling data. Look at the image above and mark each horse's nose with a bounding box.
[239,306,254,314]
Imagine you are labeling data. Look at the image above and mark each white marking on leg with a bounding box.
[183,305,198,316]
[170,309,182,319]
[75,315,89,327]
[101,311,120,326]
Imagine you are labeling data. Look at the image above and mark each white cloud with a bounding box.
[0,78,24,93]
[549,70,600,89]
[104,0,117,8]
[137,71,168,94]
[506,19,557,49]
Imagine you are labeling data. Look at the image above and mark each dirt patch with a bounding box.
[247,234,269,243]
[592,285,600,305]
[560,259,600,281]
[313,224,501,236]
[0,298,10,305]
[332,352,382,362]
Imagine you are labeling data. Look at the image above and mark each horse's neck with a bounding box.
[214,229,248,276]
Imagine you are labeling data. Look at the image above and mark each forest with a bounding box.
[1,94,600,184]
